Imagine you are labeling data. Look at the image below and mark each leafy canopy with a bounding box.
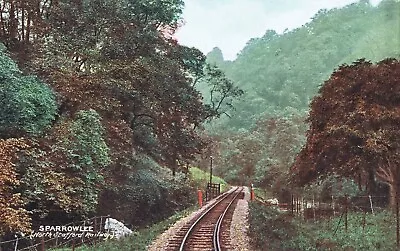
[292,58,400,200]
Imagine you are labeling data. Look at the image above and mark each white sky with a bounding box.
[175,0,383,60]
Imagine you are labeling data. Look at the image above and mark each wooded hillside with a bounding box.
[205,0,400,130]
[201,0,400,196]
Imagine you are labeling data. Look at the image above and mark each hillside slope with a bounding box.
[204,0,400,130]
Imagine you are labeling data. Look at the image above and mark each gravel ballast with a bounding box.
[230,186,251,251]
[147,186,251,250]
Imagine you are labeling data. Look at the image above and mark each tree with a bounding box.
[202,63,244,119]
[292,58,400,207]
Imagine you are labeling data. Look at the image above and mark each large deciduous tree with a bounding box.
[292,58,400,207]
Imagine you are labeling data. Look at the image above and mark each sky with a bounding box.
[175,0,383,60]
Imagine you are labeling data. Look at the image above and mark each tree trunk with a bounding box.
[389,183,396,209]
[375,157,400,210]
[389,181,400,210]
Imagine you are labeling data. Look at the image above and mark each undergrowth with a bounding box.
[249,202,397,250]
[51,207,195,251]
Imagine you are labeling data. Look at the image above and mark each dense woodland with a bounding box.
[0,0,399,243]
[202,0,400,202]
[0,0,242,236]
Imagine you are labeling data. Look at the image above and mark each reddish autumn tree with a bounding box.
[0,138,31,234]
[292,58,400,207]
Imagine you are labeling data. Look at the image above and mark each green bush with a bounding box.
[0,44,57,138]
[66,109,111,213]
[249,202,297,250]
[98,154,196,228]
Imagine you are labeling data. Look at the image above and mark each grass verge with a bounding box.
[189,166,229,192]
[51,206,196,251]
[249,202,397,250]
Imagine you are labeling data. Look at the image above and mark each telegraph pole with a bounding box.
[209,155,213,185]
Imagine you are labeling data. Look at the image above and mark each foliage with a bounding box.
[0,0,243,239]
[249,202,296,250]
[201,0,400,130]
[0,138,31,234]
[66,110,110,213]
[18,110,110,220]
[249,202,397,250]
[189,166,229,192]
[197,1,400,196]
[285,211,396,250]
[69,109,111,169]
[292,58,400,206]
[302,175,361,200]
[0,44,56,138]
[97,154,196,227]
[205,116,305,201]
[0,0,243,177]
[202,63,244,119]
[37,0,236,176]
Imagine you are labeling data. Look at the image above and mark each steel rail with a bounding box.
[178,187,241,251]
[213,187,243,251]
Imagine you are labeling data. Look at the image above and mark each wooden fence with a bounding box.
[0,215,111,251]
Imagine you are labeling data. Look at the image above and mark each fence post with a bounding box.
[198,190,203,207]
[291,194,294,215]
[369,195,374,214]
[13,238,18,251]
[55,231,58,247]
[397,188,399,248]
[297,197,301,215]
[82,220,85,244]
[345,195,348,232]
[313,195,316,221]
[100,216,103,233]
[297,197,300,215]
[94,217,97,245]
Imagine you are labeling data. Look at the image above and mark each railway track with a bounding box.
[165,187,244,251]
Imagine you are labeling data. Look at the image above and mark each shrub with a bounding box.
[0,44,56,138]
[249,202,297,250]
